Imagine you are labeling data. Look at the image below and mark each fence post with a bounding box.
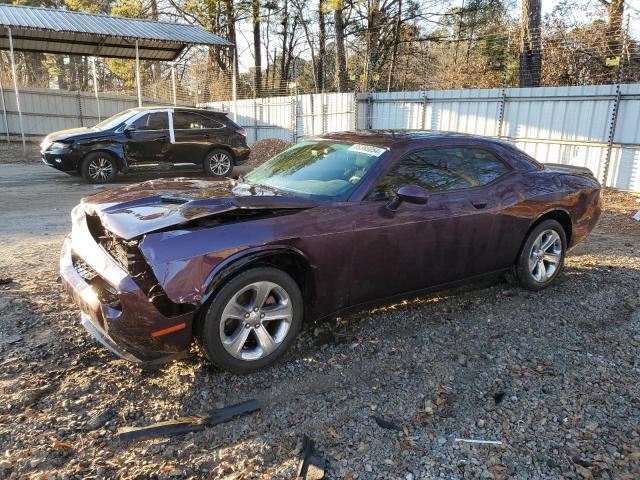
[253,97,258,145]
[496,88,507,138]
[76,91,84,127]
[0,60,9,143]
[321,92,328,134]
[366,94,373,130]
[352,91,359,131]
[601,15,629,186]
[290,84,298,144]
[421,91,428,130]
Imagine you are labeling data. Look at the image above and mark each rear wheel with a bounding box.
[197,267,303,373]
[516,219,567,290]
[81,152,117,184]
[203,149,234,178]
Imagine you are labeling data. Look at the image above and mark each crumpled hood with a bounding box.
[81,178,319,240]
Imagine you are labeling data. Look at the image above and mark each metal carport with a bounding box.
[0,4,234,153]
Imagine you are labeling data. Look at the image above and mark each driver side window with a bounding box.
[369,147,509,200]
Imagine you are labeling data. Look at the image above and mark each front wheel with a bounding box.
[203,149,234,178]
[197,267,303,373]
[516,219,567,291]
[80,152,117,184]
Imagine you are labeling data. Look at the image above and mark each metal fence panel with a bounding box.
[2,84,639,191]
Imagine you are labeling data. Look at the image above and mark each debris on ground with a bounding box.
[0,278,13,285]
[372,415,402,431]
[453,438,503,446]
[116,399,261,441]
[296,435,326,480]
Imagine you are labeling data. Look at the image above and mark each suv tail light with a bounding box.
[235,127,247,137]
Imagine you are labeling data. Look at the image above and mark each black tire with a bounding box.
[516,219,567,291]
[80,152,118,184]
[203,149,234,178]
[197,267,303,373]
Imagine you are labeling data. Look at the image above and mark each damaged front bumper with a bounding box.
[59,209,195,363]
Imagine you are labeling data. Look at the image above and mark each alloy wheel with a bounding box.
[87,157,114,182]
[209,153,231,176]
[528,229,562,283]
[219,281,293,361]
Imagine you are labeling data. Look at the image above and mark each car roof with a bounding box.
[129,106,227,115]
[318,130,509,148]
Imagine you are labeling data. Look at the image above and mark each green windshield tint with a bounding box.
[245,140,387,199]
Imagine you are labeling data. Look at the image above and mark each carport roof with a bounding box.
[0,4,233,61]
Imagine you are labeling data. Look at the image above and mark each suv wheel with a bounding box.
[197,267,303,373]
[516,219,567,291]
[81,152,117,184]
[204,149,234,178]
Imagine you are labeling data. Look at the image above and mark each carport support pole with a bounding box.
[135,40,142,107]
[7,28,25,155]
[0,63,9,143]
[171,63,177,106]
[231,48,238,122]
[92,57,101,121]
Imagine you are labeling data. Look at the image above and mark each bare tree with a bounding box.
[317,0,326,91]
[252,0,263,96]
[596,0,624,58]
[333,0,348,92]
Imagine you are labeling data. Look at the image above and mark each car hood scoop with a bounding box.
[81,178,319,240]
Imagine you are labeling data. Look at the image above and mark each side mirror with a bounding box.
[123,124,136,136]
[386,185,429,211]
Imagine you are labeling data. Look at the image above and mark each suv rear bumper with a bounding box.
[59,210,194,363]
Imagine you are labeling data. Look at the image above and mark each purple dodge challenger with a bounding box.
[60,131,602,372]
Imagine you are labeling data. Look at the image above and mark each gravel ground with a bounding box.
[1,164,639,480]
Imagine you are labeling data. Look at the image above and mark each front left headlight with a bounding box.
[49,141,70,151]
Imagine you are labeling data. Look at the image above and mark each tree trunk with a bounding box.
[386,0,402,92]
[317,0,326,91]
[519,0,541,87]
[333,0,347,92]
[602,0,624,58]
[252,0,262,97]
[280,0,289,89]
[224,0,238,75]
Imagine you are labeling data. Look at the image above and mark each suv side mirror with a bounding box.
[386,185,429,211]
[123,124,136,136]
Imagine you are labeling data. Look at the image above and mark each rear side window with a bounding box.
[131,112,168,130]
[371,147,509,199]
[173,112,224,130]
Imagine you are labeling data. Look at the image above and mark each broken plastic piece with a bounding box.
[372,415,402,431]
[296,435,326,480]
[116,399,261,441]
[453,438,503,445]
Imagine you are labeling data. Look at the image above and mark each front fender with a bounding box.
[77,141,126,169]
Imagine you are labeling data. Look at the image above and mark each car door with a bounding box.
[171,111,225,164]
[122,110,171,164]
[348,145,512,306]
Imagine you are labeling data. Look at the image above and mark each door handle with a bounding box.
[472,202,487,210]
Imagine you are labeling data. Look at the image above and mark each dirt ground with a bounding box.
[0,163,639,480]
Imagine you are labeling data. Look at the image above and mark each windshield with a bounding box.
[244,140,388,199]
[93,109,137,130]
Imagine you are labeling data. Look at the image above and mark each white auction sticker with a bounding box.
[348,143,387,157]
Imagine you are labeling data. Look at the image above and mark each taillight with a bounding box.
[236,128,247,137]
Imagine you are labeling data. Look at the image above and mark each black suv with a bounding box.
[41,107,250,183]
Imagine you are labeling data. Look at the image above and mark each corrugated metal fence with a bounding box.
[207,84,640,192]
[3,84,638,191]
[0,86,177,139]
